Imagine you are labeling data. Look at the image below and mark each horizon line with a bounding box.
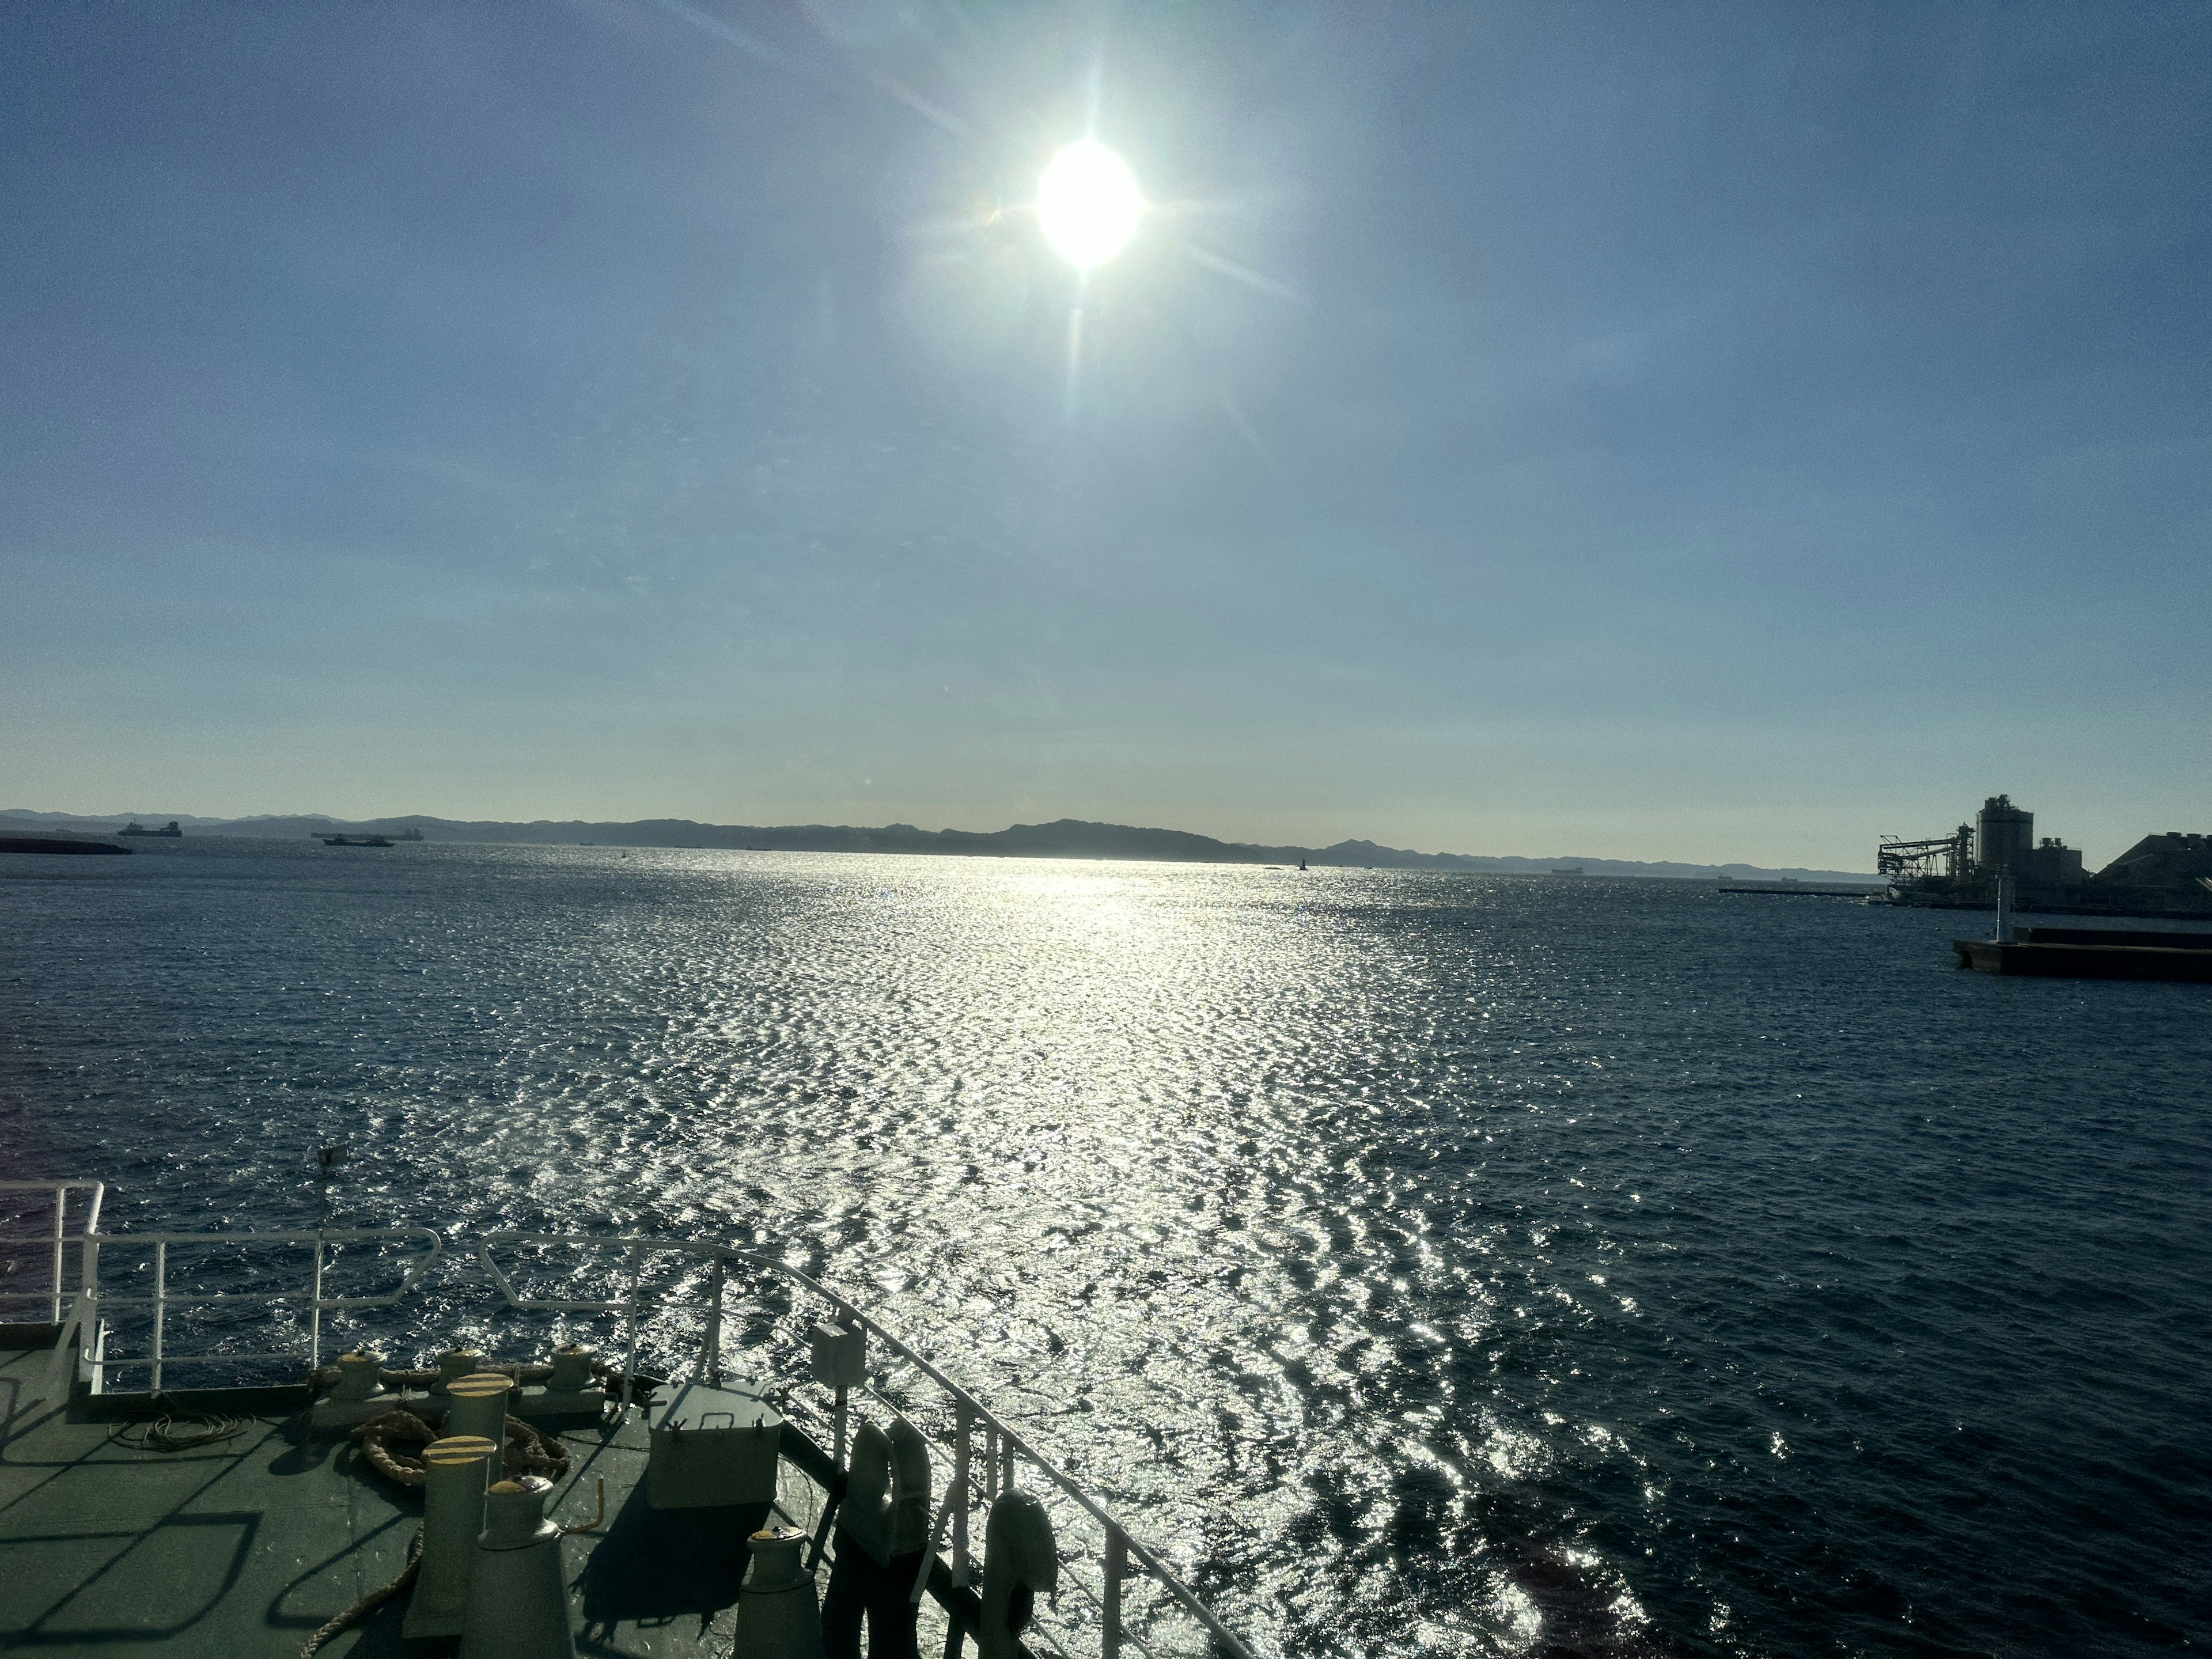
[1,804,1883,879]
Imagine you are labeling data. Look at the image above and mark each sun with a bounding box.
[1036,139,1143,271]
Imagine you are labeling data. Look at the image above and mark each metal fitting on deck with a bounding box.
[732,1525,827,1659]
[517,1343,605,1419]
[446,1371,514,1446]
[437,1348,487,1391]
[309,1349,396,1428]
[459,1476,577,1659]
[332,1350,382,1402]
[547,1344,596,1393]
[808,1321,865,1389]
[402,1435,499,1639]
[645,1380,782,1509]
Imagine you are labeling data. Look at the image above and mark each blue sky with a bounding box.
[3,2,2206,868]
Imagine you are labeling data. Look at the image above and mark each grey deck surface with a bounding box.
[0,1346,842,1657]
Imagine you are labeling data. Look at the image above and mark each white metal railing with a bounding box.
[5,1192,1252,1656]
[81,1227,444,1395]
[0,1180,105,1324]
[480,1231,1255,1659]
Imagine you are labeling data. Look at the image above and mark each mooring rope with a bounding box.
[354,1408,571,1488]
[298,1522,424,1658]
[107,1404,251,1454]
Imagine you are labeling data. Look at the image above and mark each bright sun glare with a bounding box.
[1036,139,1142,270]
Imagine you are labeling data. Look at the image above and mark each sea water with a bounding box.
[1,839,2205,1656]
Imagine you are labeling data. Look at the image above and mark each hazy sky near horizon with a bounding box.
[3,2,2207,869]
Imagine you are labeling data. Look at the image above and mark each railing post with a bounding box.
[622,1240,644,1416]
[1103,1523,1127,1659]
[81,1186,105,1385]
[943,1398,975,1659]
[951,1399,974,1588]
[911,1491,956,1608]
[308,1235,326,1374]
[834,1382,849,1469]
[703,1253,725,1385]
[83,1232,104,1396]
[48,1185,65,1324]
[150,1241,167,1396]
[982,1421,998,1499]
[1001,1431,1015,1495]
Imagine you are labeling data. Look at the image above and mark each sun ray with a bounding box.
[1185,244,1304,304]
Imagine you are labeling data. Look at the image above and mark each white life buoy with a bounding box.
[976,1491,1056,1659]
[842,1418,933,1565]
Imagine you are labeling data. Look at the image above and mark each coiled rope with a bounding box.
[108,1404,250,1454]
[298,1523,423,1658]
[354,1408,571,1488]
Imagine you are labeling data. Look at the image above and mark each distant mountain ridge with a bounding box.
[1,807,1881,884]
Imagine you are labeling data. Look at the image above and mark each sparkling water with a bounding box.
[2,840,2206,1656]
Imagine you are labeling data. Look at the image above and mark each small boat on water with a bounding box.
[0,835,131,857]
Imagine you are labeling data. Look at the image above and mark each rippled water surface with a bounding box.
[3,840,2207,1656]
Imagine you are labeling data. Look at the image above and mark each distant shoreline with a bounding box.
[0,808,1882,887]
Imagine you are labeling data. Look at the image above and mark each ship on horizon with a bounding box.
[312,824,423,846]
[115,820,181,838]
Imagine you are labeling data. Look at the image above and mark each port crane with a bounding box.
[1877,824,1972,882]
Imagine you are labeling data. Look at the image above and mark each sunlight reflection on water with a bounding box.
[3,842,2208,1657]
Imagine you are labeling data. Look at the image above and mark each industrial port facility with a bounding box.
[1883,796,2212,918]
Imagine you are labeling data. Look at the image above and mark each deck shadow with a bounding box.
[3,1509,259,1645]
[577,1475,767,1624]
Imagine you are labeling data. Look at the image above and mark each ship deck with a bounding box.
[0,1340,896,1658]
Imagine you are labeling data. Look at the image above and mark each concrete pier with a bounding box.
[1952,938,2212,980]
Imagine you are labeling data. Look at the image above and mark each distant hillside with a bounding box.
[1,807,1883,884]
[2,809,237,829]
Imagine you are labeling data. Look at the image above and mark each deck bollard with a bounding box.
[438,1348,488,1389]
[547,1343,596,1393]
[333,1349,382,1403]
[402,1435,499,1639]
[447,1372,514,1452]
[733,1525,827,1659]
[460,1476,577,1659]
[309,1347,395,1427]
[518,1343,605,1419]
